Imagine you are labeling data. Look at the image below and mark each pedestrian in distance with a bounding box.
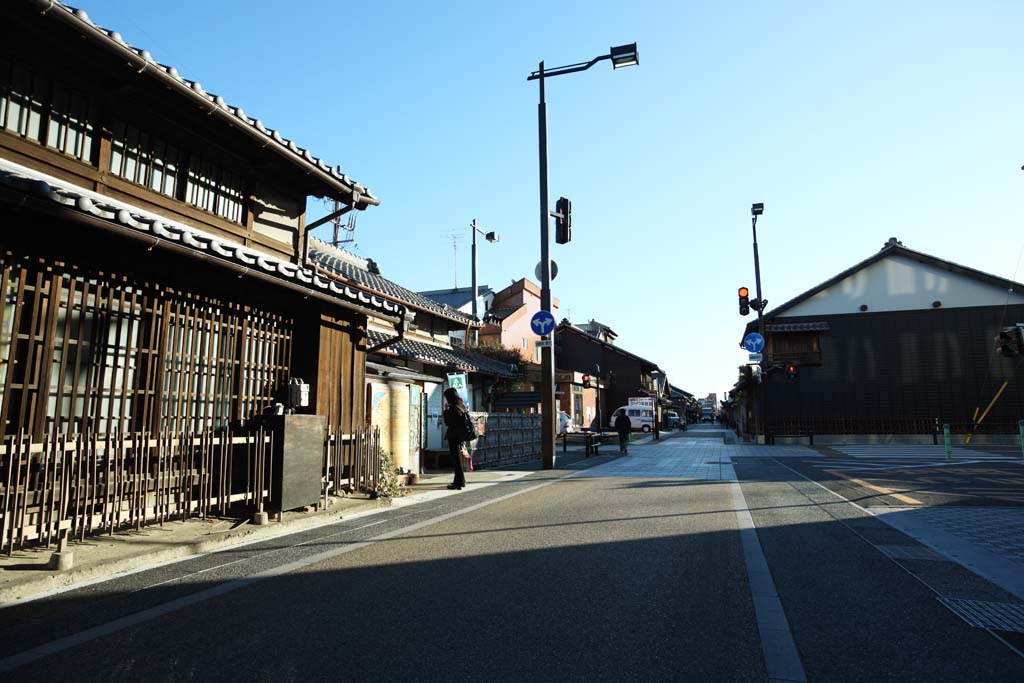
[614,410,632,454]
[442,388,469,490]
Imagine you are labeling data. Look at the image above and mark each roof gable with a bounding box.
[770,240,1024,318]
[35,2,377,206]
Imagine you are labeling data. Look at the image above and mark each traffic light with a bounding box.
[995,326,1023,356]
[554,196,572,244]
[581,374,597,388]
[582,374,590,387]
[738,287,750,316]
[786,364,797,379]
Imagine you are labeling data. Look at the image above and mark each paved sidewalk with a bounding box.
[870,505,1024,601]
[0,443,602,605]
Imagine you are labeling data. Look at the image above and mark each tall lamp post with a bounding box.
[528,43,639,470]
[470,218,499,345]
[750,202,768,443]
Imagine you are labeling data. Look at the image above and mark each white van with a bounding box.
[609,405,655,432]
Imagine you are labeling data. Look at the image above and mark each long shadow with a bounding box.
[0,459,1021,683]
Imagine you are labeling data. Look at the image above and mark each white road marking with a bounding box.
[731,480,807,682]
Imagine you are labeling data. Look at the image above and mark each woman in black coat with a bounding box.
[442,388,468,490]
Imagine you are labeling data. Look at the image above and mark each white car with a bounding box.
[558,411,576,434]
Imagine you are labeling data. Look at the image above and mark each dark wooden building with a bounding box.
[733,238,1024,443]
[0,1,406,549]
[555,321,664,429]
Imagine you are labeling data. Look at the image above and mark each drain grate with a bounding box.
[876,544,948,561]
[938,598,1024,633]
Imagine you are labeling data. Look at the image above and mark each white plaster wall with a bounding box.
[783,255,1024,317]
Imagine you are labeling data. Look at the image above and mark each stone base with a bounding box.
[48,551,74,571]
[251,511,269,526]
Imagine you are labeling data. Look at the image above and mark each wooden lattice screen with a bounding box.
[0,251,293,441]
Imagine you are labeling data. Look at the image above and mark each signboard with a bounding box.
[628,397,655,408]
[536,339,552,348]
[530,310,556,336]
[748,352,763,362]
[446,372,470,410]
[742,333,765,353]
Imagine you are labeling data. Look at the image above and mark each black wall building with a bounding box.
[735,239,1024,442]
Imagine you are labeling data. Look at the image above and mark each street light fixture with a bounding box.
[470,218,498,345]
[750,202,768,443]
[528,43,639,470]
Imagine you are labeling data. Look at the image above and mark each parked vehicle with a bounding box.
[558,411,576,434]
[665,410,681,428]
[701,408,715,422]
[609,405,655,432]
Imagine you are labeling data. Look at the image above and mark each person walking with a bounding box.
[614,409,632,454]
[442,388,468,490]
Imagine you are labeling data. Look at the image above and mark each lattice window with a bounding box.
[109,119,181,198]
[768,332,821,366]
[0,252,293,440]
[44,84,96,161]
[0,59,48,143]
[186,155,244,223]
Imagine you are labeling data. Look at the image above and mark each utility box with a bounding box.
[268,414,325,512]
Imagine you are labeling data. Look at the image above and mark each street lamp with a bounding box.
[470,218,498,344]
[528,43,639,470]
[750,202,768,443]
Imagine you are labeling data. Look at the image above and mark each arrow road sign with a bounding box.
[530,310,556,336]
[742,333,765,353]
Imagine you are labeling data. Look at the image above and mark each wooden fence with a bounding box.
[0,427,271,555]
[323,426,382,497]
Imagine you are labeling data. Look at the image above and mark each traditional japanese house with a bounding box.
[0,1,405,550]
[734,238,1024,443]
[309,239,516,473]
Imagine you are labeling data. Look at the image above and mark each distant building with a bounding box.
[732,238,1024,443]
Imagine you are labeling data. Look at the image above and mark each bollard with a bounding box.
[1019,420,1024,460]
[943,424,952,460]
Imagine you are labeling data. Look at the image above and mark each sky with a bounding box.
[81,0,1024,400]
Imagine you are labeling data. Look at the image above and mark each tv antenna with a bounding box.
[443,227,465,288]
[330,199,358,249]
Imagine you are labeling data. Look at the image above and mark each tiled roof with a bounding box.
[366,331,517,377]
[0,158,405,320]
[418,286,493,311]
[484,306,521,323]
[39,2,377,206]
[309,238,476,325]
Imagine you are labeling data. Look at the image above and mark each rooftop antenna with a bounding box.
[330,199,358,249]
[443,227,465,288]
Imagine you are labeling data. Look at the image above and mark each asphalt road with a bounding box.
[2,436,1024,681]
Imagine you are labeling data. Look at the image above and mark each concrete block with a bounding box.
[251,511,269,526]
[48,551,74,571]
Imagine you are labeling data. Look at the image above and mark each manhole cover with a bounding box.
[938,598,1024,633]
[877,545,948,561]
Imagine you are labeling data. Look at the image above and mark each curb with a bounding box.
[0,496,391,606]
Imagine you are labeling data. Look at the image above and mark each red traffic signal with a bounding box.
[582,374,590,386]
[786,364,797,379]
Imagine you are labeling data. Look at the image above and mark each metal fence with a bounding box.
[323,426,382,497]
[468,412,541,469]
[0,426,271,555]
[761,416,1022,440]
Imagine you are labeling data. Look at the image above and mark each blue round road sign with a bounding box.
[742,333,765,353]
[530,310,556,336]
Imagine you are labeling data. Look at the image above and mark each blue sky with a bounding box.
[83,0,1024,399]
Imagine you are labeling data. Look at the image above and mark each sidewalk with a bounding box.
[0,440,603,605]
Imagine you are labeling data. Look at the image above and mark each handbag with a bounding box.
[463,411,478,441]
[461,443,474,471]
